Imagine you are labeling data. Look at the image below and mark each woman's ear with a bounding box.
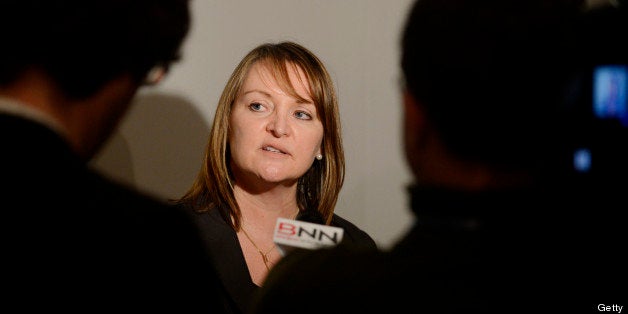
[315,148,323,160]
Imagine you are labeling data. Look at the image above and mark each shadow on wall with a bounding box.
[90,92,210,202]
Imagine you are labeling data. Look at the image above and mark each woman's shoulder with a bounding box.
[331,214,378,249]
[173,202,233,234]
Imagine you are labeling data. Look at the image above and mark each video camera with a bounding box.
[561,2,627,182]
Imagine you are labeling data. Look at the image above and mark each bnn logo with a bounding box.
[276,221,341,244]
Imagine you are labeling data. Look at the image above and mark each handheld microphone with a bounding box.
[273,211,344,256]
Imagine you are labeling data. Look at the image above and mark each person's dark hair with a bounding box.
[0,0,190,99]
[401,0,585,173]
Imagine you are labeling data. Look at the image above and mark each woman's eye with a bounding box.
[294,111,312,120]
[249,102,263,111]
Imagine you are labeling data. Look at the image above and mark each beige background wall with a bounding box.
[91,0,417,249]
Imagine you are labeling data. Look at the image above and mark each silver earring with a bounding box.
[316,154,323,160]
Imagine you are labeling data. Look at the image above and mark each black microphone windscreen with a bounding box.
[295,210,325,225]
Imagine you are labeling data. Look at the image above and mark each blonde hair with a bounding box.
[175,41,344,230]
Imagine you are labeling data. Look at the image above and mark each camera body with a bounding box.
[558,3,628,182]
[564,65,628,179]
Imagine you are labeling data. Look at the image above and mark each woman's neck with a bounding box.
[234,184,299,232]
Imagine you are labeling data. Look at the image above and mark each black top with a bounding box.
[252,183,626,313]
[1,113,224,313]
[186,205,377,314]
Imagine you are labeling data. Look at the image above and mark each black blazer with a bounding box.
[1,113,224,313]
[187,205,377,314]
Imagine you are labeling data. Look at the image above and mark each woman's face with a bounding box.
[228,62,323,188]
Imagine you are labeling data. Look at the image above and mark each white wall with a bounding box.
[91,0,415,249]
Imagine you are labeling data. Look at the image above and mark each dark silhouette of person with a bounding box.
[1,1,225,312]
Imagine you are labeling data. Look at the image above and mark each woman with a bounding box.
[175,41,376,314]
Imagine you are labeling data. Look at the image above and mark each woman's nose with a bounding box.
[266,112,289,137]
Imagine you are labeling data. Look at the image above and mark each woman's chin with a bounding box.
[257,172,299,186]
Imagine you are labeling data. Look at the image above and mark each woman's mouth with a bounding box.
[263,146,286,154]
